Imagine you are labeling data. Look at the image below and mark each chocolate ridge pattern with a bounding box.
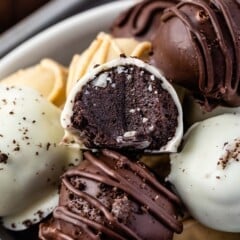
[154,0,240,109]
[111,0,179,40]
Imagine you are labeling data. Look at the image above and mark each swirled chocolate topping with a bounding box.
[111,0,180,41]
[39,150,183,240]
[151,0,240,110]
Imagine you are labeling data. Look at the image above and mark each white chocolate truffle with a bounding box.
[61,57,183,153]
[0,86,81,230]
[168,114,240,232]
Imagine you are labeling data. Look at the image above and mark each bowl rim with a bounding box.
[0,0,135,79]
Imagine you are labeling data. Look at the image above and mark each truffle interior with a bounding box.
[71,64,178,151]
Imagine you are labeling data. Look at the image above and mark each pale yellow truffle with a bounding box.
[66,32,152,95]
[0,59,67,107]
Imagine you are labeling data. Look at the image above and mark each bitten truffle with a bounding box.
[151,0,240,109]
[39,149,183,240]
[61,57,183,153]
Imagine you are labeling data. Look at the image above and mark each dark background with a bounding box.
[0,0,118,58]
[0,0,50,33]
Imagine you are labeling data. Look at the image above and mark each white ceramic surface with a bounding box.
[0,0,135,79]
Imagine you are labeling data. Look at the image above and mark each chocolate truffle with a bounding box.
[39,149,183,240]
[151,0,240,109]
[61,57,183,153]
[111,0,180,41]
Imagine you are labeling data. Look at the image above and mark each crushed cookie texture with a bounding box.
[66,59,182,152]
[218,138,240,169]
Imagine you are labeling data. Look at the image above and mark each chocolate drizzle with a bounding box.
[39,150,182,240]
[152,0,240,109]
[111,0,179,41]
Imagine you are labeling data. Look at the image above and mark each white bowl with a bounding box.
[0,1,134,239]
[0,0,135,79]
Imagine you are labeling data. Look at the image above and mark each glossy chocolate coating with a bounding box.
[39,150,182,240]
[111,0,179,41]
[151,0,240,109]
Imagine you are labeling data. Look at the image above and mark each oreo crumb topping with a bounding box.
[0,153,8,164]
[218,138,240,169]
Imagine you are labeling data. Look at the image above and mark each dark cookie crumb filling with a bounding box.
[71,65,178,151]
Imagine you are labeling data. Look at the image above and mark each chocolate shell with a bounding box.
[111,0,180,41]
[39,150,183,240]
[61,57,183,153]
[151,0,240,109]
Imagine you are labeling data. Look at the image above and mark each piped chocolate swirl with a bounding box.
[39,150,183,240]
[111,0,180,41]
[151,0,240,110]
[61,57,183,153]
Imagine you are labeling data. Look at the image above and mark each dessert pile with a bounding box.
[1,0,240,239]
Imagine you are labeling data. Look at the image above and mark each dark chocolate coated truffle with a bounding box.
[39,150,183,240]
[151,0,240,109]
[61,57,183,153]
[111,0,180,41]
